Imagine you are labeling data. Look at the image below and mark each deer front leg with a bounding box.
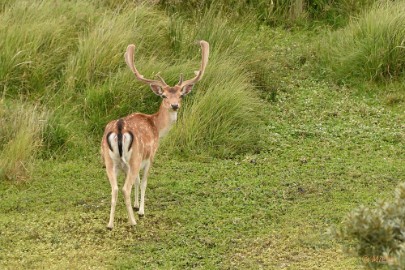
[133,173,140,211]
[138,160,151,217]
[106,163,119,229]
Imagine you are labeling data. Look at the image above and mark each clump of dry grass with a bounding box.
[0,99,47,182]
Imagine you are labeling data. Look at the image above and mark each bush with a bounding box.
[337,182,405,269]
[318,1,405,83]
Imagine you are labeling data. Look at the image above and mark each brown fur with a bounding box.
[101,101,180,229]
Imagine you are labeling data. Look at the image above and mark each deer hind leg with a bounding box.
[133,173,140,211]
[122,161,141,226]
[106,161,119,229]
[138,160,151,217]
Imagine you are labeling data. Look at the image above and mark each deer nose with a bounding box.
[171,104,179,110]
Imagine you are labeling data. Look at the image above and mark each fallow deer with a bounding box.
[101,40,209,229]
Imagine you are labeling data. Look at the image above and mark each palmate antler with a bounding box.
[124,40,209,92]
[124,44,168,87]
[177,40,209,89]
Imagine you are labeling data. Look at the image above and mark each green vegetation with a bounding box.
[338,183,405,269]
[0,0,404,269]
[0,99,47,181]
[318,1,405,83]
[160,0,376,27]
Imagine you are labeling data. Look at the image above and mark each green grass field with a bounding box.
[1,1,404,269]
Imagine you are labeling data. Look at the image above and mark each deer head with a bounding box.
[124,40,209,111]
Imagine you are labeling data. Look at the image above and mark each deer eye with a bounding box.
[161,94,167,99]
[180,94,184,98]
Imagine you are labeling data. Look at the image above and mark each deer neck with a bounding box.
[153,102,178,138]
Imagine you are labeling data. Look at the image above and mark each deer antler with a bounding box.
[124,44,167,87]
[178,40,209,88]
[125,41,209,89]
[177,73,183,85]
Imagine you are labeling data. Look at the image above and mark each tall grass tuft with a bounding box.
[162,57,264,157]
[64,4,170,92]
[317,1,405,83]
[0,99,47,181]
[0,1,96,97]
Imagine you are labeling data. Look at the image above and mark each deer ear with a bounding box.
[150,84,163,96]
[182,84,194,96]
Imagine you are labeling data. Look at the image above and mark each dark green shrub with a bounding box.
[337,182,405,269]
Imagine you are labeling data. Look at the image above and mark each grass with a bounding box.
[163,56,264,157]
[0,0,94,97]
[0,0,404,269]
[64,4,170,92]
[1,69,403,267]
[159,0,377,27]
[0,99,47,181]
[317,1,405,83]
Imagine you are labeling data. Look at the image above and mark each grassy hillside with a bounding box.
[0,0,404,269]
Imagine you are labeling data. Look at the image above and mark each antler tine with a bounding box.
[124,44,167,87]
[156,74,168,85]
[177,73,183,85]
[179,40,209,88]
